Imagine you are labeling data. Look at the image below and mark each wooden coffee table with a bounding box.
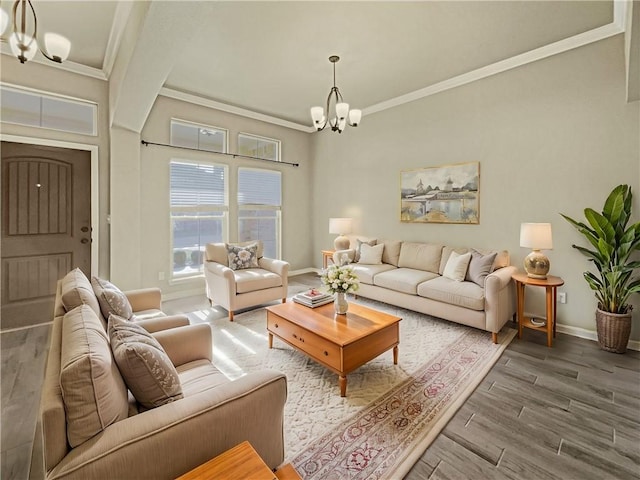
[266,301,401,396]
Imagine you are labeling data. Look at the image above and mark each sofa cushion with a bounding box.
[380,239,402,266]
[91,276,134,320]
[234,268,283,294]
[351,263,396,285]
[206,241,264,267]
[442,251,472,282]
[398,242,443,273]
[359,243,384,264]
[108,315,184,409]
[60,268,103,321]
[374,268,439,295]
[417,276,485,311]
[466,250,498,287]
[177,359,230,396]
[227,243,259,271]
[60,305,128,447]
[355,238,377,262]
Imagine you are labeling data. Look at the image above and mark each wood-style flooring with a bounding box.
[1,273,639,480]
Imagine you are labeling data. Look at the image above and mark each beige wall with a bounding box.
[136,95,313,297]
[311,35,640,341]
[0,58,111,277]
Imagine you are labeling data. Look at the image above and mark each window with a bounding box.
[170,160,228,279]
[238,133,280,161]
[171,119,227,153]
[0,85,97,135]
[237,168,282,259]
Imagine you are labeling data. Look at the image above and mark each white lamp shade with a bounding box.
[520,223,553,250]
[310,106,324,124]
[329,217,352,235]
[349,109,362,126]
[10,33,37,61]
[44,33,71,61]
[337,118,346,132]
[0,8,9,36]
[335,102,349,120]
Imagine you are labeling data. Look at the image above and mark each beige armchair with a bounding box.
[204,241,289,321]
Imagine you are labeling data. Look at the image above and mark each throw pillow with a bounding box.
[466,250,498,287]
[358,243,385,265]
[91,276,134,320]
[442,251,472,282]
[108,315,183,409]
[354,238,377,262]
[226,243,259,271]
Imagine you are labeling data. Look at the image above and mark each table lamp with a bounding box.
[329,218,352,250]
[520,223,553,279]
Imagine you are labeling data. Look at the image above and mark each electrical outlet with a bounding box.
[558,292,566,304]
[158,272,165,281]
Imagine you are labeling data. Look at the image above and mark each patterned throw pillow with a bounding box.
[108,315,183,409]
[226,243,259,271]
[91,277,134,320]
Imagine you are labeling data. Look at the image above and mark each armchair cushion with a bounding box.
[92,276,134,320]
[108,315,183,409]
[227,243,259,271]
[235,269,283,294]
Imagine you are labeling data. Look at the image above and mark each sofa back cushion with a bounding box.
[60,305,128,447]
[206,240,264,266]
[60,268,104,324]
[398,242,443,273]
[379,239,402,266]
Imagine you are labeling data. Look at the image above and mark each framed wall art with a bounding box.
[400,162,480,224]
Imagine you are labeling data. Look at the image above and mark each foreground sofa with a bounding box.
[40,269,287,479]
[334,237,516,343]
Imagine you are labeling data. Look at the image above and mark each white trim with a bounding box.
[614,0,628,30]
[162,288,206,302]
[0,134,100,276]
[102,1,134,77]
[0,48,107,80]
[0,320,53,333]
[556,323,640,351]
[160,87,314,133]
[290,267,321,276]
[364,23,624,117]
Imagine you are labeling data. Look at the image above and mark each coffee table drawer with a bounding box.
[268,314,341,371]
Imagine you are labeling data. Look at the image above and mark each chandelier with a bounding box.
[0,0,71,64]
[310,55,362,133]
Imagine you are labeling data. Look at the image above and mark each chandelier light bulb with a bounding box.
[335,102,349,120]
[44,32,71,62]
[0,8,9,36]
[310,106,324,125]
[349,109,362,127]
[9,32,38,62]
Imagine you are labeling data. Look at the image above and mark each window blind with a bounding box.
[238,168,281,206]
[170,161,226,207]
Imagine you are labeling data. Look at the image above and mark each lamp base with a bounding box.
[334,235,350,250]
[524,250,550,279]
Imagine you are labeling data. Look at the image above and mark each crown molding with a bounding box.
[0,46,107,80]
[159,87,314,133]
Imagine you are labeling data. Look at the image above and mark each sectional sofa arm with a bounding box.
[332,249,355,266]
[46,370,287,480]
[258,257,289,277]
[125,288,162,312]
[152,323,212,365]
[135,315,190,333]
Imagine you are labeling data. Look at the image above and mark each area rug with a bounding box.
[186,297,515,479]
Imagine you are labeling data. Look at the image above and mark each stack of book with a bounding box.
[293,289,333,308]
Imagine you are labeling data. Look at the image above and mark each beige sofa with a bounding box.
[204,241,289,320]
[334,237,516,343]
[40,269,287,479]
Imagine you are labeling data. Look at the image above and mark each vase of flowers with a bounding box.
[320,264,360,315]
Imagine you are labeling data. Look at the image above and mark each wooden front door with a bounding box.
[1,142,92,329]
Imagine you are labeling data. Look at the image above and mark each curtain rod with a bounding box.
[140,140,299,167]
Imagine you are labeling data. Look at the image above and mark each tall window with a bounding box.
[238,133,280,161]
[171,119,227,153]
[170,160,228,279]
[237,168,282,259]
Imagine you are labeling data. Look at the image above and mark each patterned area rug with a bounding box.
[187,296,515,479]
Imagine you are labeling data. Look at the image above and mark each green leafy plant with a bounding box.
[561,184,640,314]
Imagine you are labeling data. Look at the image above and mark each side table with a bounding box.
[321,249,336,269]
[512,272,564,347]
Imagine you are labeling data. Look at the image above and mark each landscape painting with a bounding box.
[400,162,480,224]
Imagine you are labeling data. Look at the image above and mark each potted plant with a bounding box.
[561,184,640,353]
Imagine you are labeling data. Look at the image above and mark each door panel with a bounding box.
[1,142,91,329]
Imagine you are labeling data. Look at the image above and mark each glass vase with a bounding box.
[334,292,348,315]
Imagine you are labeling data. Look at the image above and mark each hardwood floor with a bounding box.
[1,273,638,479]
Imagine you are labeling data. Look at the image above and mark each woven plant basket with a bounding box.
[595,308,632,354]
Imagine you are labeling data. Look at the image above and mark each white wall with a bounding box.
[311,35,640,341]
[135,95,313,297]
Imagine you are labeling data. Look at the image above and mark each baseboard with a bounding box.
[162,288,206,301]
[289,267,319,276]
[1,320,53,334]
[556,324,640,352]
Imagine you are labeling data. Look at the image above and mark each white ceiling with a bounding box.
[1,1,620,127]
